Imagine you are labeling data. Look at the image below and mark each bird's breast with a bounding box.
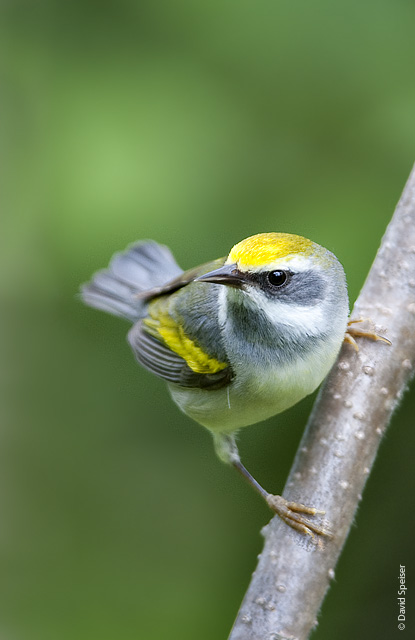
[170,331,343,433]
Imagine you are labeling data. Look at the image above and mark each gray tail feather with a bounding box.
[80,241,183,322]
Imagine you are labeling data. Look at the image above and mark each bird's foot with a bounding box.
[344,318,391,352]
[266,494,333,540]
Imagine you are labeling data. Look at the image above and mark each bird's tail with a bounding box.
[80,241,183,322]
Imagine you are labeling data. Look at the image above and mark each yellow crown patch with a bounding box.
[227,233,314,269]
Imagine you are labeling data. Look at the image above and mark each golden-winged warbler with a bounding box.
[81,232,371,536]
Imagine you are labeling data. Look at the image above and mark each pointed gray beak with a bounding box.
[195,263,245,288]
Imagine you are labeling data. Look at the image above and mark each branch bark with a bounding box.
[229,165,415,640]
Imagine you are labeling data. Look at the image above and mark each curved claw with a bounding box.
[345,318,391,350]
[266,495,333,540]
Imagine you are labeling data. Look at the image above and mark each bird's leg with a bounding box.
[213,433,332,539]
[345,318,391,351]
[232,457,269,500]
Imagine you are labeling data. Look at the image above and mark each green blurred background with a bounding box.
[1,1,414,638]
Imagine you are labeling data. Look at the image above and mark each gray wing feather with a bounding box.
[137,258,226,301]
[81,241,183,322]
[110,242,182,290]
[128,322,233,390]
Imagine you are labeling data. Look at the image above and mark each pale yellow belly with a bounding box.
[169,341,340,433]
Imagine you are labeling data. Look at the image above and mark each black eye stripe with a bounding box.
[241,269,325,306]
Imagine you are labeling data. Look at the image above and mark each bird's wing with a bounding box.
[128,321,233,390]
[128,255,233,389]
[136,257,226,301]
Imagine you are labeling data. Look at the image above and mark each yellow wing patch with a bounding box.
[144,298,227,375]
[227,233,314,269]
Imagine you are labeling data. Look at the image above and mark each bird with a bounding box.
[81,232,381,537]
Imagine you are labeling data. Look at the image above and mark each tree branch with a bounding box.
[229,165,415,640]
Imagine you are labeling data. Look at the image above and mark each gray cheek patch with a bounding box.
[258,270,327,306]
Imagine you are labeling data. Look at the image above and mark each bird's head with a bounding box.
[195,233,348,340]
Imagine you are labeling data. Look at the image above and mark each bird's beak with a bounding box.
[195,263,245,288]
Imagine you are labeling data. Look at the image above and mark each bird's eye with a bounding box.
[267,270,287,287]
